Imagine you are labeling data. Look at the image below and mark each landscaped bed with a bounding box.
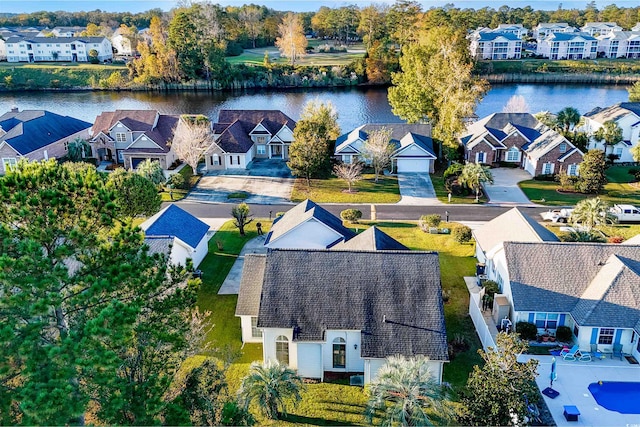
[291,174,401,203]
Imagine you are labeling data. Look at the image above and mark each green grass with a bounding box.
[226,42,366,67]
[431,169,489,204]
[519,166,640,206]
[227,191,249,200]
[291,174,401,203]
[160,165,199,202]
[0,62,127,89]
[475,58,640,75]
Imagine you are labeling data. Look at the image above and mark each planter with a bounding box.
[549,336,556,342]
[542,335,549,342]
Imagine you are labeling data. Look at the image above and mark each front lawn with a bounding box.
[431,169,489,204]
[160,165,199,201]
[291,174,401,203]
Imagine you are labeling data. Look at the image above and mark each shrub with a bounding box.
[608,235,624,244]
[516,322,538,341]
[555,325,572,343]
[166,173,186,190]
[418,214,441,231]
[443,163,464,180]
[452,225,472,243]
[482,280,500,298]
[534,173,556,181]
[340,209,362,223]
[226,42,244,56]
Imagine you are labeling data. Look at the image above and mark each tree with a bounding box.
[533,111,557,129]
[0,160,198,425]
[631,143,640,163]
[462,332,539,426]
[575,149,607,194]
[358,5,386,49]
[452,225,472,243]
[88,48,99,63]
[288,100,340,186]
[238,361,304,420]
[389,25,488,158]
[593,120,623,158]
[386,0,422,46]
[629,81,640,102]
[570,197,617,232]
[365,40,398,85]
[137,158,166,186]
[106,168,161,219]
[239,6,263,49]
[231,202,253,236]
[365,355,455,426]
[173,115,212,174]
[458,162,494,202]
[131,16,181,86]
[340,209,362,223]
[556,107,581,133]
[67,137,90,161]
[502,95,530,113]
[361,127,394,182]
[334,162,363,193]
[275,12,307,66]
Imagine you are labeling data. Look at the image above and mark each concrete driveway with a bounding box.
[218,235,267,294]
[482,168,533,205]
[186,175,294,204]
[396,173,441,206]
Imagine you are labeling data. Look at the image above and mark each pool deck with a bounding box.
[520,354,640,426]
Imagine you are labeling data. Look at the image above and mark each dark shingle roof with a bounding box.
[0,110,91,155]
[235,254,266,316]
[143,205,209,249]
[504,242,640,331]
[254,249,448,360]
[213,110,296,153]
[332,226,408,251]
[213,120,255,153]
[90,110,177,152]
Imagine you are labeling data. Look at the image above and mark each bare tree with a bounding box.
[334,162,363,193]
[172,115,213,174]
[275,12,308,66]
[361,128,394,182]
[239,5,263,48]
[502,95,530,113]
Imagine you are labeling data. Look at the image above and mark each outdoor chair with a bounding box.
[578,351,591,362]
[612,343,623,360]
[562,345,580,361]
[590,344,604,360]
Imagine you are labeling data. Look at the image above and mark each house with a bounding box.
[581,102,640,163]
[0,108,91,174]
[204,110,296,171]
[235,249,448,384]
[460,113,583,177]
[596,31,640,58]
[533,23,577,39]
[264,199,356,249]
[48,26,85,37]
[536,32,598,59]
[331,226,409,251]
[494,24,528,39]
[89,110,179,170]
[111,27,135,57]
[468,32,522,60]
[334,124,436,173]
[580,22,623,37]
[493,241,640,361]
[473,207,560,289]
[140,204,210,268]
[5,36,112,62]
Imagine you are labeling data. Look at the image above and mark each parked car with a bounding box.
[540,208,574,223]
[609,204,640,222]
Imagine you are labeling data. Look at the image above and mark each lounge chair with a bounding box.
[590,344,604,360]
[562,345,580,361]
[578,351,591,362]
[613,343,623,360]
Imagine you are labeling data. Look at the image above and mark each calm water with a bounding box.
[0,84,630,131]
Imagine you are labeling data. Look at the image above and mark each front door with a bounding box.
[271,145,282,158]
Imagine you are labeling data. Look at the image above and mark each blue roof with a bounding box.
[0,110,91,155]
[478,32,521,41]
[549,32,596,41]
[145,205,209,249]
[512,124,541,142]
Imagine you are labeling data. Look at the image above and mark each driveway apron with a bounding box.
[482,168,533,205]
[396,173,442,205]
[186,175,294,204]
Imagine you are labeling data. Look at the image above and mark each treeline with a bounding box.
[0,9,163,30]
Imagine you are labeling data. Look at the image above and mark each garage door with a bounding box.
[131,157,159,169]
[397,158,429,173]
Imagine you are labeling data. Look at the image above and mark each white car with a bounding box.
[540,208,574,223]
[610,204,640,223]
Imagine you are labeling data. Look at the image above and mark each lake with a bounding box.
[0,84,631,131]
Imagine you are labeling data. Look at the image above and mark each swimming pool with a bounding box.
[588,381,640,414]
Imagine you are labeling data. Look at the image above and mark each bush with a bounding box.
[226,42,244,57]
[555,325,572,343]
[166,173,186,190]
[84,157,98,166]
[516,321,538,341]
[452,225,472,243]
[608,235,624,244]
[340,209,362,223]
[534,173,556,181]
[418,214,441,231]
[443,163,464,180]
[482,280,500,298]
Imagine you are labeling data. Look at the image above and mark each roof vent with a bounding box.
[10,106,18,113]
[383,315,386,323]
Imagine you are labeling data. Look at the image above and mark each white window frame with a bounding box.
[567,164,578,176]
[614,147,623,157]
[332,337,347,369]
[256,145,266,155]
[506,147,520,162]
[535,313,559,330]
[559,143,567,153]
[275,335,289,365]
[115,132,127,142]
[542,163,554,175]
[598,328,614,345]
[256,136,267,144]
[476,152,486,163]
[250,317,262,338]
[2,157,18,172]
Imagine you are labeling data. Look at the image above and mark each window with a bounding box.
[567,164,578,176]
[598,328,614,345]
[275,335,289,364]
[559,143,567,153]
[535,313,559,329]
[115,132,127,142]
[2,158,17,171]
[256,136,267,143]
[506,147,520,162]
[573,324,579,338]
[237,156,241,165]
[476,152,486,163]
[257,145,266,155]
[250,317,262,338]
[542,163,553,175]
[332,337,346,368]
[229,156,233,165]
[614,147,623,157]
[210,154,220,166]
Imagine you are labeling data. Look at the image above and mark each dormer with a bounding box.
[249,121,272,144]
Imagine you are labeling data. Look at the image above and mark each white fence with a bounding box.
[469,291,497,351]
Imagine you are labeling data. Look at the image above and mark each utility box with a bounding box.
[492,294,510,325]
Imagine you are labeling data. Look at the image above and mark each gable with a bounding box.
[128,134,162,150]
[249,122,271,135]
[274,125,294,143]
[393,143,436,159]
[266,218,345,249]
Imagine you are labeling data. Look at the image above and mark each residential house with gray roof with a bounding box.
[236,249,448,384]
[5,35,112,62]
[580,102,640,163]
[468,32,523,60]
[536,32,598,59]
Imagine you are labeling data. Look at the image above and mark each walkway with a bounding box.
[482,168,533,205]
[396,173,442,206]
[218,235,267,294]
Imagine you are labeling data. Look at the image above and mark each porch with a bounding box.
[268,143,288,160]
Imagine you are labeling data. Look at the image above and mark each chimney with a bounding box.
[11,106,18,113]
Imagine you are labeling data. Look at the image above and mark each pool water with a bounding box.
[588,382,640,414]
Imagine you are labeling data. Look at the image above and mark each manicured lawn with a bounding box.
[291,174,401,203]
[160,165,199,202]
[432,169,489,204]
[0,62,127,89]
[226,42,365,67]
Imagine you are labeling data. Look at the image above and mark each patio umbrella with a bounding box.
[550,357,557,388]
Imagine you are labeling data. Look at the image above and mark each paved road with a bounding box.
[172,200,550,222]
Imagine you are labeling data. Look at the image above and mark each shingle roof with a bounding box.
[213,110,296,153]
[0,110,91,155]
[335,124,432,154]
[213,120,254,153]
[235,254,267,316]
[90,110,177,152]
[253,249,448,360]
[505,242,640,331]
[141,205,209,249]
[144,236,173,257]
[584,102,640,124]
[547,32,596,41]
[473,208,559,254]
[393,133,436,158]
[264,199,356,247]
[5,36,108,44]
[331,226,409,251]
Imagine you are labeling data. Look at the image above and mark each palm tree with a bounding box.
[570,197,617,233]
[458,162,494,202]
[556,107,581,133]
[593,120,623,158]
[238,360,304,420]
[365,355,455,426]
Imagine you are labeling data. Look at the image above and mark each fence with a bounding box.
[469,291,497,351]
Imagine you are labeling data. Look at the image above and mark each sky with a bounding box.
[0,0,632,14]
